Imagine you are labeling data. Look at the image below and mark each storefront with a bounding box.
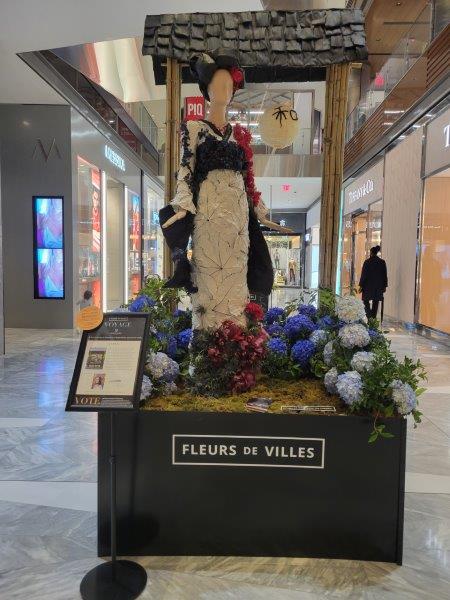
[71,109,164,316]
[340,159,384,294]
[417,106,450,335]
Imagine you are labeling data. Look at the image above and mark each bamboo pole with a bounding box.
[163,58,181,279]
[319,62,350,293]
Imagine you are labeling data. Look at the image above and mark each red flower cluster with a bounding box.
[229,66,245,93]
[233,123,262,207]
[245,301,264,322]
[206,319,268,392]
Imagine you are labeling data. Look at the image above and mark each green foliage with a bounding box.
[262,351,301,381]
[131,275,192,360]
[317,287,336,317]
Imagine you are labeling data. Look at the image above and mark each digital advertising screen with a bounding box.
[33,196,64,299]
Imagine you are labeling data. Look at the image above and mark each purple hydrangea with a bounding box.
[264,307,285,325]
[324,367,339,394]
[310,329,328,348]
[146,352,179,383]
[177,328,192,349]
[336,371,363,406]
[323,340,335,366]
[129,295,155,312]
[267,338,288,355]
[391,380,417,415]
[298,303,317,319]
[291,339,315,366]
[284,314,317,340]
[265,323,284,337]
[140,375,153,400]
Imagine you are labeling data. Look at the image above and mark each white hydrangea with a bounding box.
[323,340,335,366]
[350,351,375,373]
[324,367,339,394]
[338,324,370,349]
[336,296,367,324]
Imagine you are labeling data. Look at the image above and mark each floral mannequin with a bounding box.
[159,50,288,330]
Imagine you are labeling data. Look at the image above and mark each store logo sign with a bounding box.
[348,179,374,205]
[32,138,62,162]
[444,124,450,149]
[172,435,325,469]
[104,145,125,171]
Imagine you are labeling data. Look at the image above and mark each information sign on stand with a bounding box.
[67,312,150,412]
[66,311,150,600]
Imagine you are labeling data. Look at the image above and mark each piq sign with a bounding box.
[172,435,325,469]
[184,96,205,121]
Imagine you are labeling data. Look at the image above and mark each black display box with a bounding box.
[98,411,406,564]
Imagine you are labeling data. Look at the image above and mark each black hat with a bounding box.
[189,49,245,101]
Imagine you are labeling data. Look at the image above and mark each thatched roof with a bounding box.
[142,9,367,84]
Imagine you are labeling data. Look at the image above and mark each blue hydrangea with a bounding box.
[284,314,317,340]
[338,324,370,349]
[146,352,179,383]
[368,329,381,340]
[298,304,317,319]
[323,340,335,366]
[391,380,417,415]
[173,308,186,318]
[166,336,178,359]
[336,371,363,406]
[291,339,315,366]
[310,329,328,348]
[351,351,375,373]
[267,338,288,355]
[129,294,155,312]
[324,367,339,394]
[177,328,192,349]
[140,375,153,400]
[264,307,285,325]
[265,323,284,337]
[317,315,335,330]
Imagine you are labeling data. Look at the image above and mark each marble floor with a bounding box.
[0,327,448,599]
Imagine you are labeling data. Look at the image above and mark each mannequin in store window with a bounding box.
[159,49,290,330]
[359,245,388,320]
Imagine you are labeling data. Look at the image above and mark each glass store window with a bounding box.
[418,169,450,334]
[77,156,102,308]
[143,184,164,278]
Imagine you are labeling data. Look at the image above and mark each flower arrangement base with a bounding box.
[98,403,406,564]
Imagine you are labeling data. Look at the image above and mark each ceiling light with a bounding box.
[384,109,405,114]
[383,122,394,126]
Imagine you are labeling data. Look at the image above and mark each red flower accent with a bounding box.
[245,302,264,322]
[231,369,256,393]
[229,66,244,90]
[233,123,261,207]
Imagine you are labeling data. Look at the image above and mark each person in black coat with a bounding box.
[359,245,388,320]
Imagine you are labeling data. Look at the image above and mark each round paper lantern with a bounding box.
[259,103,300,149]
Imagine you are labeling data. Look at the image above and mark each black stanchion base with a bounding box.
[80,560,147,600]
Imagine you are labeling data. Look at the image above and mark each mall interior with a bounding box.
[0,1,449,598]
